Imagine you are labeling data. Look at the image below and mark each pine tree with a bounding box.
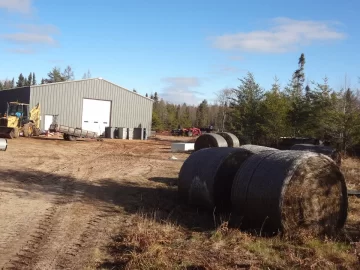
[0,81,3,90]
[46,67,66,83]
[152,111,162,131]
[32,73,36,85]
[286,53,308,136]
[261,76,290,146]
[16,73,25,87]
[153,92,159,102]
[339,88,360,152]
[196,99,209,127]
[228,72,264,143]
[27,72,32,86]
[180,105,192,127]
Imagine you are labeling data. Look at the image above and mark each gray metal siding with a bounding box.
[29,79,153,135]
[0,87,31,114]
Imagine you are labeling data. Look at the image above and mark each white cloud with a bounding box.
[2,24,60,47]
[0,0,33,14]
[162,77,200,87]
[6,47,35,54]
[3,32,57,45]
[0,1,60,52]
[211,17,346,53]
[16,24,60,34]
[160,77,204,105]
[229,55,244,61]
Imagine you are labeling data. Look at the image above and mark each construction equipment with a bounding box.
[0,102,41,139]
[171,127,202,137]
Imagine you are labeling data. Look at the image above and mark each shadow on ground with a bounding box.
[0,169,218,233]
[1,169,359,269]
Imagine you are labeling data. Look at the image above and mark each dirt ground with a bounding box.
[0,135,189,269]
[0,135,359,269]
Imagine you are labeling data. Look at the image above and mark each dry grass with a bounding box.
[98,155,360,270]
[100,212,359,270]
[341,157,360,190]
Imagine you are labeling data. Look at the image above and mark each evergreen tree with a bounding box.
[0,81,3,90]
[27,72,32,86]
[152,111,162,131]
[16,73,25,87]
[180,105,192,127]
[260,76,290,146]
[196,99,209,127]
[338,88,360,152]
[32,73,36,85]
[228,72,264,143]
[286,53,308,136]
[145,93,148,98]
[46,67,66,83]
[153,92,159,102]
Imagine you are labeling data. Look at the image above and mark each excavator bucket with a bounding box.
[0,127,15,139]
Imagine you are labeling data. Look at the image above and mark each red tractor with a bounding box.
[186,127,201,137]
[171,127,201,137]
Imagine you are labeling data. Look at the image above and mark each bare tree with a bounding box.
[62,65,74,81]
[216,88,233,131]
[82,70,92,79]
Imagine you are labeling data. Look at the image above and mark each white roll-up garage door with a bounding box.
[82,98,111,136]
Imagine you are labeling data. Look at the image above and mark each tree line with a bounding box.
[0,66,91,90]
[150,53,360,152]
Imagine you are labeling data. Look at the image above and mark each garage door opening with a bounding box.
[81,98,111,136]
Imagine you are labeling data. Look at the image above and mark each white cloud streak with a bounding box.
[1,24,60,47]
[0,0,33,14]
[6,47,35,54]
[160,77,203,105]
[211,17,346,53]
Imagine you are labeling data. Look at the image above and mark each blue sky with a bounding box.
[0,0,359,105]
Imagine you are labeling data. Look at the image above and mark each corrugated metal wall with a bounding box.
[0,87,31,115]
[29,78,153,135]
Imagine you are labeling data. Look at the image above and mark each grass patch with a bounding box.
[99,212,359,269]
[98,157,360,269]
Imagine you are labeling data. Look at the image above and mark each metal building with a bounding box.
[0,78,153,137]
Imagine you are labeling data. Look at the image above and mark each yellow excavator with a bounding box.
[0,102,41,139]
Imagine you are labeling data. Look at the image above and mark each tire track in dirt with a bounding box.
[5,147,108,270]
[1,138,180,269]
[1,173,76,270]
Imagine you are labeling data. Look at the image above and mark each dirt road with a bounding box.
[0,136,188,269]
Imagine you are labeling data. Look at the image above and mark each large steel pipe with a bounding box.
[0,138,8,151]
